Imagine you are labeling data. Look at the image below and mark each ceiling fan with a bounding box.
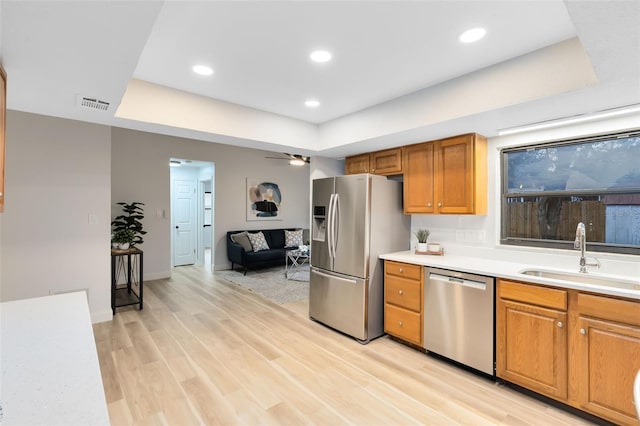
[265,153,310,166]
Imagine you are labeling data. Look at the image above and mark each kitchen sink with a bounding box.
[519,268,640,291]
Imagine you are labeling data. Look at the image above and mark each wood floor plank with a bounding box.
[95,265,597,425]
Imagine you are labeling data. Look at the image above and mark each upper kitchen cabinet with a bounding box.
[403,133,487,215]
[345,147,402,176]
[345,153,370,175]
[0,65,6,213]
[402,142,435,214]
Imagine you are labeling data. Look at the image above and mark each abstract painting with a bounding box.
[247,178,282,221]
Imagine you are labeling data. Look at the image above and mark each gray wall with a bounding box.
[111,127,311,274]
[1,111,112,322]
[0,111,311,323]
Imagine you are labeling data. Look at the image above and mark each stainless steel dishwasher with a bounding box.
[423,267,495,376]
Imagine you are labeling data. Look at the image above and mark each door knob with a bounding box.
[437,202,443,207]
[557,321,563,328]
[398,290,403,295]
[580,328,587,335]
[398,321,403,327]
[427,202,432,207]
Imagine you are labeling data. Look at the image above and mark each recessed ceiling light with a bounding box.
[310,50,332,63]
[192,65,213,76]
[459,27,486,43]
[305,100,320,107]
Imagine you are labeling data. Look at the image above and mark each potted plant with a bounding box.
[111,202,146,247]
[414,228,430,252]
[112,229,135,250]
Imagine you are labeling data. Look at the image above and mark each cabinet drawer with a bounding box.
[385,261,422,281]
[576,293,640,327]
[385,276,421,312]
[385,304,422,346]
[498,279,567,310]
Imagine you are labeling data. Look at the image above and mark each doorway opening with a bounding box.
[170,158,215,271]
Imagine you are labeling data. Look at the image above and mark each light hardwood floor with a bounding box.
[94,265,596,425]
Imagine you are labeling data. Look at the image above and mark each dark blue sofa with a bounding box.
[226,228,300,274]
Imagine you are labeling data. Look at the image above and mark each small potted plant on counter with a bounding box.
[414,228,430,252]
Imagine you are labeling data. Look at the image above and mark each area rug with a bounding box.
[215,265,309,304]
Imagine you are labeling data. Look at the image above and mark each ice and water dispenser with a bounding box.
[312,205,326,242]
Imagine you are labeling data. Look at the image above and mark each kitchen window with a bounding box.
[501,131,640,254]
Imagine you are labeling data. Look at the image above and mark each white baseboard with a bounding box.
[91,308,113,324]
[215,262,232,271]
[145,271,171,281]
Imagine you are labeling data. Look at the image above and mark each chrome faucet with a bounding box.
[574,222,600,273]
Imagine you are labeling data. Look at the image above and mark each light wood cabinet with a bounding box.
[0,65,6,213]
[345,148,402,176]
[402,142,435,213]
[384,260,424,346]
[498,279,640,425]
[570,293,640,425]
[497,280,568,400]
[345,153,370,175]
[402,133,487,214]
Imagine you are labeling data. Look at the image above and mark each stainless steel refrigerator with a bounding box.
[309,174,410,343]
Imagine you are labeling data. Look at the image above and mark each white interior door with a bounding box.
[173,179,196,266]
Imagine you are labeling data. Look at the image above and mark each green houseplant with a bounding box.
[414,228,430,252]
[112,229,135,250]
[111,202,146,247]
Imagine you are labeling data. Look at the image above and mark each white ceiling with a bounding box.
[1,1,639,158]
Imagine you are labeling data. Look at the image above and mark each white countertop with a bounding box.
[1,292,110,426]
[380,250,640,300]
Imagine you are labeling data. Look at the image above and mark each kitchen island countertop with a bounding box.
[380,250,640,300]
[0,292,110,426]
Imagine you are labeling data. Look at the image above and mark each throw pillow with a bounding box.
[247,231,270,252]
[285,229,304,248]
[230,231,253,252]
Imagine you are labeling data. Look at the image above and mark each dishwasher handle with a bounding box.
[429,273,487,290]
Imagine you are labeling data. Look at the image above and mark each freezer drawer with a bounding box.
[309,267,367,341]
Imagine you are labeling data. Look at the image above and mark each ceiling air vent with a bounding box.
[78,96,110,111]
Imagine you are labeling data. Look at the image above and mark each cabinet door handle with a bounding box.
[580,328,587,335]
[371,168,375,172]
[398,290,403,295]
[557,321,563,328]
[399,268,403,273]
[427,202,432,207]
[437,202,443,207]
[398,321,403,327]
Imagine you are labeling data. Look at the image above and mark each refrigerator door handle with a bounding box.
[332,193,339,256]
[327,193,335,258]
[312,268,358,285]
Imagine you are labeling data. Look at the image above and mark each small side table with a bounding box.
[110,247,143,315]
[285,249,310,280]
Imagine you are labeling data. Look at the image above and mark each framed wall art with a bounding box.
[247,178,283,221]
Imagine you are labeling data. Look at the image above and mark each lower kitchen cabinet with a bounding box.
[570,292,640,425]
[497,280,568,400]
[384,260,424,346]
[497,278,640,425]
